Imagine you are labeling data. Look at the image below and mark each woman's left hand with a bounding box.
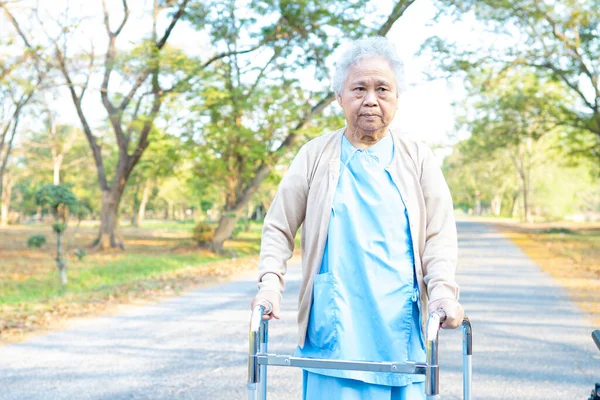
[428,298,465,329]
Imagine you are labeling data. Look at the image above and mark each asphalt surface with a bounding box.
[0,220,599,399]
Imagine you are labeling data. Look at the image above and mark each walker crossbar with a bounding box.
[247,305,473,400]
[258,354,428,374]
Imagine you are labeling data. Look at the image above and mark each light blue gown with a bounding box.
[294,133,426,399]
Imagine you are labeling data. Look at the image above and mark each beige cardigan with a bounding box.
[257,128,459,347]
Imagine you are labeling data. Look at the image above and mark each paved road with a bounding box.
[1,221,599,399]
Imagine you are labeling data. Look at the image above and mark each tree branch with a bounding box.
[201,43,264,70]
[0,2,33,48]
[116,0,188,114]
[0,92,29,190]
[101,0,130,151]
[156,0,189,50]
[79,43,95,101]
[377,0,417,36]
[50,38,109,190]
[536,4,600,110]
[128,71,162,175]
[247,41,289,98]
[541,62,596,112]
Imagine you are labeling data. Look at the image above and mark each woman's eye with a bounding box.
[378,87,388,92]
[354,87,365,92]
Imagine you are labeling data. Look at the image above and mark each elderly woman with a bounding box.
[251,36,464,400]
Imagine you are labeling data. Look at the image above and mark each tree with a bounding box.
[451,70,575,221]
[187,0,418,251]
[1,0,192,248]
[24,119,89,186]
[0,14,44,226]
[124,130,183,226]
[32,184,81,288]
[426,0,600,161]
[443,144,518,216]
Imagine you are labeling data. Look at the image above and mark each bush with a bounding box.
[74,248,87,261]
[52,222,67,234]
[27,235,46,248]
[193,222,214,246]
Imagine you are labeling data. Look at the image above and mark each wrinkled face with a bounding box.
[338,56,398,143]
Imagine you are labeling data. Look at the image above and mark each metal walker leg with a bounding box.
[247,306,264,400]
[259,319,268,398]
[462,317,473,400]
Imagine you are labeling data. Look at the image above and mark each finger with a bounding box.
[443,309,456,320]
[441,316,459,329]
[271,304,281,320]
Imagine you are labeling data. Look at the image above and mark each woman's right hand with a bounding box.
[251,290,281,321]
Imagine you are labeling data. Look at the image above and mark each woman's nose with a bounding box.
[363,90,377,105]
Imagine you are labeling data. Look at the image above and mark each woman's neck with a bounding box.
[344,127,389,150]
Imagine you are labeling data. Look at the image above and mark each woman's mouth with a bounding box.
[361,114,380,120]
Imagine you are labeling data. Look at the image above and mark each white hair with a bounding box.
[332,36,405,97]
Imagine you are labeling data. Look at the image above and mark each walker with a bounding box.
[248,305,473,400]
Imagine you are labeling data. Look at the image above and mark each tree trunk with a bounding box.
[131,184,141,227]
[1,169,12,227]
[491,195,502,216]
[212,209,245,251]
[473,190,481,216]
[53,160,60,185]
[522,180,533,223]
[131,206,138,227]
[56,231,67,288]
[137,180,151,226]
[95,189,123,249]
[511,194,519,218]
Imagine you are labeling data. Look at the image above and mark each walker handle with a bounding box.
[425,310,445,397]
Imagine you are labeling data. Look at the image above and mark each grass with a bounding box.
[490,219,600,324]
[0,219,263,343]
[0,253,220,305]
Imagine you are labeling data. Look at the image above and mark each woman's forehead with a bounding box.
[348,77,393,86]
[345,59,395,86]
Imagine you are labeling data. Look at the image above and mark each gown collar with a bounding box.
[341,131,394,167]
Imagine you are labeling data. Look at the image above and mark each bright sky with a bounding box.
[1,0,481,154]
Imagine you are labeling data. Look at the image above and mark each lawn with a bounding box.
[0,220,263,343]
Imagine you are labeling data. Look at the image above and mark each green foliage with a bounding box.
[193,221,215,246]
[428,0,600,161]
[441,65,600,221]
[181,0,382,240]
[74,248,87,261]
[70,200,92,220]
[35,184,78,213]
[27,235,46,248]
[52,222,67,234]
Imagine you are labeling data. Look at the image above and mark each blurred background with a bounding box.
[0,0,598,343]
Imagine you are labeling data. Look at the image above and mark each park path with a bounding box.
[0,221,599,399]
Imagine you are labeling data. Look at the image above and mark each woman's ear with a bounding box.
[337,94,342,106]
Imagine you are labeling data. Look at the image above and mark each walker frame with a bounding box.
[247,305,473,400]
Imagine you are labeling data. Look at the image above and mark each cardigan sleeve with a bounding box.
[257,145,309,294]
[419,144,460,302]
